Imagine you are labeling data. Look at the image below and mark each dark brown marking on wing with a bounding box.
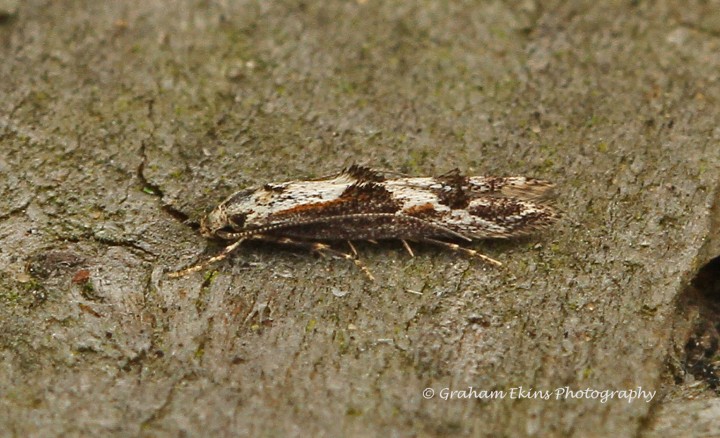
[482,177,502,194]
[468,198,524,220]
[403,203,442,219]
[435,169,470,209]
[467,198,557,232]
[343,164,386,182]
[263,183,286,193]
[272,182,400,220]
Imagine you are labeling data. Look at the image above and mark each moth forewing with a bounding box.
[169,165,558,279]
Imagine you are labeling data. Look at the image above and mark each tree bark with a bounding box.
[2,1,719,436]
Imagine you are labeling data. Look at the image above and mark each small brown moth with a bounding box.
[169,165,558,279]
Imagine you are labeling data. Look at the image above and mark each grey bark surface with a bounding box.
[2,1,720,437]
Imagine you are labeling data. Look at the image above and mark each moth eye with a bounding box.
[229,213,247,228]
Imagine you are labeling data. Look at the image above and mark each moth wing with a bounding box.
[437,168,463,179]
[340,164,386,182]
[490,177,556,201]
[442,196,559,239]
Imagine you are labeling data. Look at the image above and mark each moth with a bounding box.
[169,165,558,280]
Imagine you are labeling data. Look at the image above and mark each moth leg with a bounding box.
[420,238,502,267]
[168,238,247,278]
[401,239,415,257]
[346,240,358,257]
[252,235,375,281]
[319,244,375,281]
[345,240,375,280]
[345,241,376,280]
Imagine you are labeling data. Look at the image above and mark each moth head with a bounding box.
[200,189,254,238]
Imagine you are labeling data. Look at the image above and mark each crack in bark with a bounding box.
[640,177,720,435]
[139,374,187,431]
[90,232,157,259]
[672,178,720,393]
[137,139,195,227]
[136,98,198,229]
